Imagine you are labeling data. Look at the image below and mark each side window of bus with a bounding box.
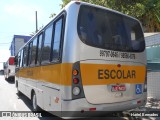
[30,38,37,66]
[41,24,53,64]
[52,18,63,62]
[20,49,24,67]
[28,41,33,66]
[37,34,43,65]
[23,45,29,67]
[17,52,21,67]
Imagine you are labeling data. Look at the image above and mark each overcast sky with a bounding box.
[0,0,62,69]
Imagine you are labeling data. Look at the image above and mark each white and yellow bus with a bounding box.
[15,1,147,117]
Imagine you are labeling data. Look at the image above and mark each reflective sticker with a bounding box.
[55,97,59,103]
[135,84,142,94]
[114,92,123,97]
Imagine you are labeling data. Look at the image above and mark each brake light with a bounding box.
[137,100,141,104]
[9,57,15,65]
[73,78,79,84]
[89,108,96,111]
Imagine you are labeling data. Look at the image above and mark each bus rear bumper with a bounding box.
[61,93,147,117]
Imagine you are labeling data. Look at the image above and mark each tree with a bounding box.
[59,0,160,32]
[140,0,160,32]
[49,13,56,18]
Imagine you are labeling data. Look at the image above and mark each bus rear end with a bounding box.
[4,56,15,81]
[62,1,147,116]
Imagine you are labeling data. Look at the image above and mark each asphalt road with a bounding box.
[0,76,59,120]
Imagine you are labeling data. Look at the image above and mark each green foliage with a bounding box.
[49,13,56,18]
[59,0,160,32]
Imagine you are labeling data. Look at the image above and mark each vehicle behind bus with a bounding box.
[15,1,147,118]
[4,56,15,81]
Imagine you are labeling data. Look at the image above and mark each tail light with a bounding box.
[9,57,15,65]
[137,100,141,104]
[89,108,96,111]
[73,78,79,84]
[72,70,78,76]
[72,62,85,99]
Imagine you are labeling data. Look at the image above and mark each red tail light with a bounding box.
[9,57,15,65]
[137,100,141,104]
[73,78,79,84]
[89,108,96,111]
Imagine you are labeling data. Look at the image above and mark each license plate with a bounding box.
[111,85,126,92]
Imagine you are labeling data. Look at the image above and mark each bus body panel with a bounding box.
[62,95,147,112]
[16,76,62,111]
[16,64,74,111]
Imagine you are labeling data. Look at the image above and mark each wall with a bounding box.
[15,38,25,55]
[147,71,160,99]
[145,33,160,99]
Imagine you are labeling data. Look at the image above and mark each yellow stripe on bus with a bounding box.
[16,63,146,86]
[17,63,73,86]
[80,63,146,85]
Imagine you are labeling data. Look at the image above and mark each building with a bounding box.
[10,35,31,56]
[145,33,160,71]
[144,32,160,99]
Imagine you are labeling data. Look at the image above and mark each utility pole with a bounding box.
[35,11,38,33]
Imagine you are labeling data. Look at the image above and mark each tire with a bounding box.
[32,92,40,111]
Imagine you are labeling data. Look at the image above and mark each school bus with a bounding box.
[15,1,147,117]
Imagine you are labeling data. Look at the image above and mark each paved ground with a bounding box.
[0,76,59,120]
[134,98,160,120]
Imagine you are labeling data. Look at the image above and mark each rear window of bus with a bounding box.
[77,5,145,52]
